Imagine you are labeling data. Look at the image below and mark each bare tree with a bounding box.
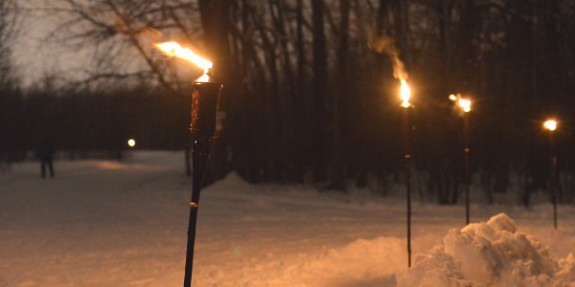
[0,0,22,165]
[35,0,575,203]
[0,0,19,85]
[311,0,327,183]
[327,0,349,191]
[44,0,206,93]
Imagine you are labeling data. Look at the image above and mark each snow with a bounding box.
[2,151,575,287]
[397,214,575,286]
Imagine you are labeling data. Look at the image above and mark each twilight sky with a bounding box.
[11,4,193,89]
[12,3,78,87]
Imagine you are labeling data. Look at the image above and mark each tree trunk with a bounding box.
[328,0,350,191]
[197,0,233,183]
[311,0,328,183]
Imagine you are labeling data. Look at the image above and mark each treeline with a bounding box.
[2,0,575,204]
[211,0,575,202]
[0,83,191,161]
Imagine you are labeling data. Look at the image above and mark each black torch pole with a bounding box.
[403,106,412,268]
[183,68,222,287]
[550,131,558,230]
[183,135,211,287]
[464,112,470,225]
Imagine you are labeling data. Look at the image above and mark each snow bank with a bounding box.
[396,213,575,286]
[291,237,404,287]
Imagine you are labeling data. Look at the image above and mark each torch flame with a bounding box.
[458,98,471,113]
[544,119,557,131]
[154,42,213,72]
[450,94,471,113]
[400,79,411,108]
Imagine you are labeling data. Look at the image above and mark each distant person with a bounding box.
[38,141,55,178]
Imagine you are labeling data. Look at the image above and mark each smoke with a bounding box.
[369,35,408,81]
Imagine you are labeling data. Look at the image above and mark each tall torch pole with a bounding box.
[460,98,472,225]
[450,94,472,225]
[544,119,558,229]
[152,42,222,287]
[400,80,412,267]
[463,111,470,225]
[183,68,223,287]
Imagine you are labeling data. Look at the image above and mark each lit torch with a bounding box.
[155,41,222,287]
[399,78,412,267]
[450,94,472,225]
[378,40,412,267]
[543,119,559,229]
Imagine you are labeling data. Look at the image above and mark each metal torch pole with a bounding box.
[550,132,558,229]
[464,112,470,225]
[182,69,222,287]
[403,106,412,268]
[183,134,212,287]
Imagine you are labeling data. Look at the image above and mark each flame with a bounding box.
[154,42,213,72]
[400,79,411,108]
[450,94,471,113]
[544,119,557,131]
[458,98,471,113]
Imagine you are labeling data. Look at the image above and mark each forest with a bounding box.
[1,0,575,204]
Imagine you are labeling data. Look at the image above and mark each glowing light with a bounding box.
[544,120,557,131]
[450,93,472,113]
[400,79,411,108]
[195,72,212,82]
[128,139,136,147]
[458,98,472,113]
[154,42,213,72]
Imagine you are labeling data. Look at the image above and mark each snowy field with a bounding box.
[2,151,575,287]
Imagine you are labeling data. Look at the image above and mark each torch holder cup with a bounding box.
[190,71,223,138]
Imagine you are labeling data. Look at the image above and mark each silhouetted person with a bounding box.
[38,141,55,178]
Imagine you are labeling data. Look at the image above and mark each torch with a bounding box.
[400,79,412,267]
[543,119,558,229]
[155,42,223,287]
[450,94,472,225]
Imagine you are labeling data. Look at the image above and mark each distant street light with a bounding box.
[450,94,472,225]
[155,42,223,287]
[127,139,136,148]
[544,119,559,229]
[400,79,413,267]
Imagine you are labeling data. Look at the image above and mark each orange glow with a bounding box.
[154,42,213,72]
[450,93,472,113]
[544,119,557,131]
[400,79,411,108]
[458,98,471,113]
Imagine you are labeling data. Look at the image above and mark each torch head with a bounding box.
[191,69,223,138]
[544,119,557,132]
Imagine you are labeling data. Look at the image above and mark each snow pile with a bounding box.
[396,213,575,286]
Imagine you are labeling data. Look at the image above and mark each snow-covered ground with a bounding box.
[2,151,575,287]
